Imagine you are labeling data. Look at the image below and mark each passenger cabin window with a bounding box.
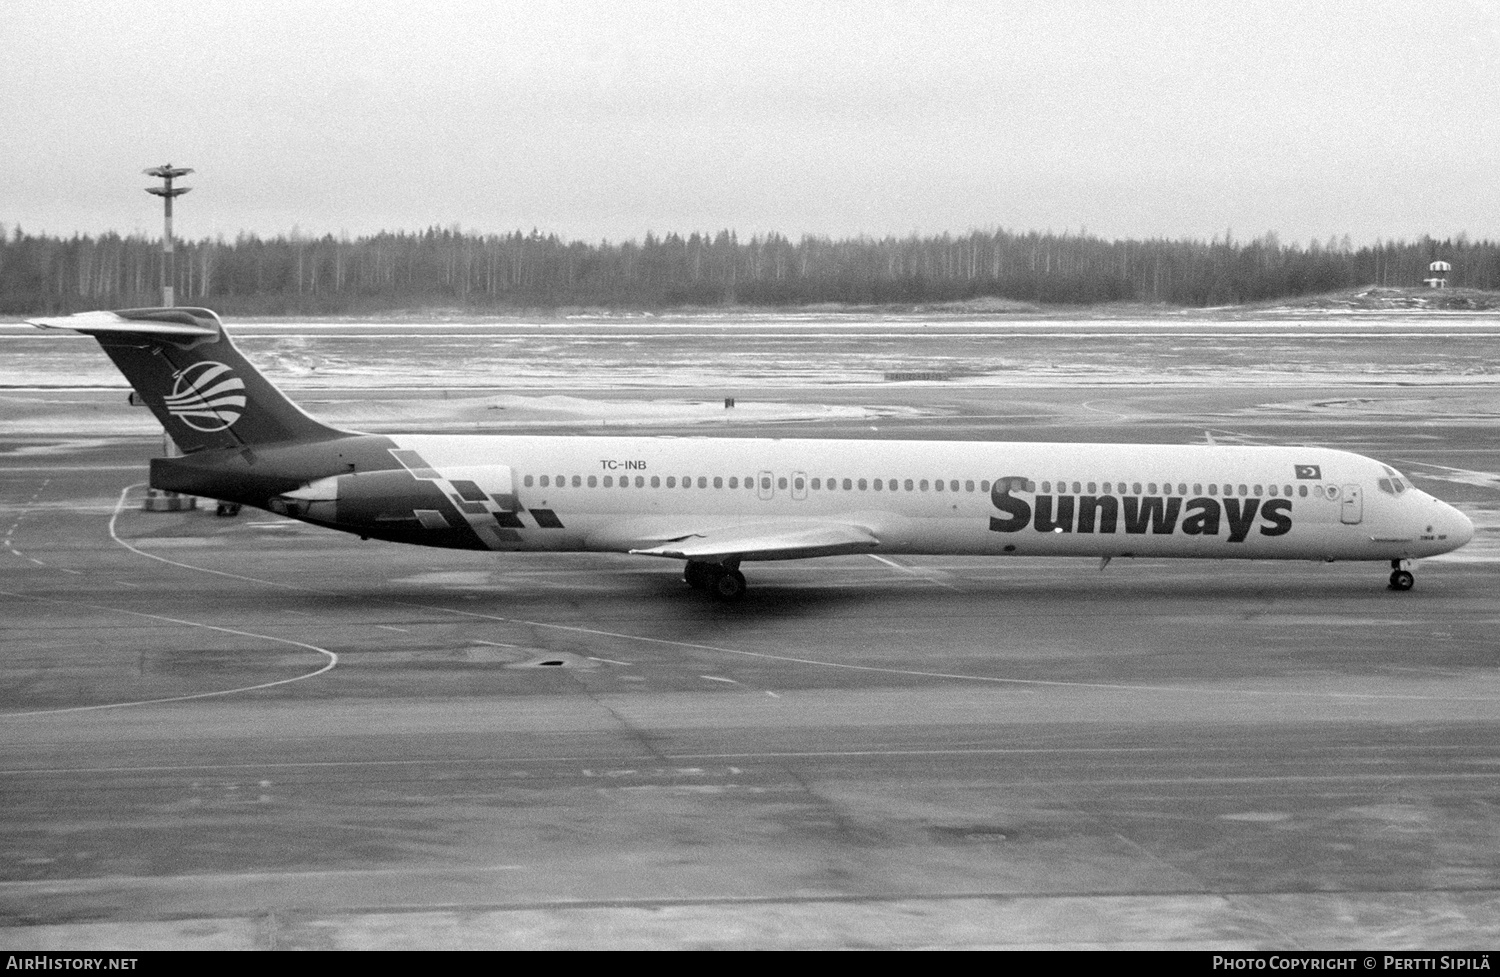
[588,476,597,487]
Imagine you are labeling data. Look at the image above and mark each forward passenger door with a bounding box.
[1340,484,1363,525]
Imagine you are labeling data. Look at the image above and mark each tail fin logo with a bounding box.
[164,361,247,432]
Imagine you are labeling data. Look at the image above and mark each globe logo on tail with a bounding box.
[165,361,246,432]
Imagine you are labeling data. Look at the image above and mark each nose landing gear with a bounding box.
[1388,558,1414,591]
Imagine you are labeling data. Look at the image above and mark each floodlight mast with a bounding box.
[144,164,192,307]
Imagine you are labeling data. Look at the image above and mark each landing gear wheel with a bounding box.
[1389,569,1414,591]
[684,561,713,590]
[709,568,747,602]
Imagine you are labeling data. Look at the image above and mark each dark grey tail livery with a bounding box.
[27,307,345,452]
[28,307,503,553]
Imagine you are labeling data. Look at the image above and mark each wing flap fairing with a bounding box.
[630,521,880,562]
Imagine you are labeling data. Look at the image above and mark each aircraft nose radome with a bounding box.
[1449,505,1476,548]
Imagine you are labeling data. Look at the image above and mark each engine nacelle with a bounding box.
[269,465,518,533]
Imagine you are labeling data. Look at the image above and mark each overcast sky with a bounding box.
[3,1,1497,245]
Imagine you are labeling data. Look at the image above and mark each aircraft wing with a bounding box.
[629,521,881,562]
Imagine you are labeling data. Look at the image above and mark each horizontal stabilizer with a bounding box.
[631,521,881,562]
[27,307,222,339]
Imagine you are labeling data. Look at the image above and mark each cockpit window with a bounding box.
[1377,466,1410,495]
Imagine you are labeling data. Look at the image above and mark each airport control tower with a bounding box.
[1424,260,1451,289]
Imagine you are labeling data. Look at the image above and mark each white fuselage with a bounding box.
[375,434,1473,563]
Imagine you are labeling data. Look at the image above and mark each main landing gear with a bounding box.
[1388,558,1415,592]
[684,560,747,602]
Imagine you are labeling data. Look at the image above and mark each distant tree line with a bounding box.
[1,223,1496,315]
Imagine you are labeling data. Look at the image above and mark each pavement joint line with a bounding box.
[2,885,1498,919]
[0,744,1476,774]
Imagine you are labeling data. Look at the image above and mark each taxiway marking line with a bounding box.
[0,485,340,718]
[424,602,1500,703]
[866,554,961,591]
[1079,400,1131,420]
[94,486,1500,707]
[0,588,338,718]
[1,478,49,562]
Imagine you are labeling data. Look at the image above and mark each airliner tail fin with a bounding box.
[28,307,346,452]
